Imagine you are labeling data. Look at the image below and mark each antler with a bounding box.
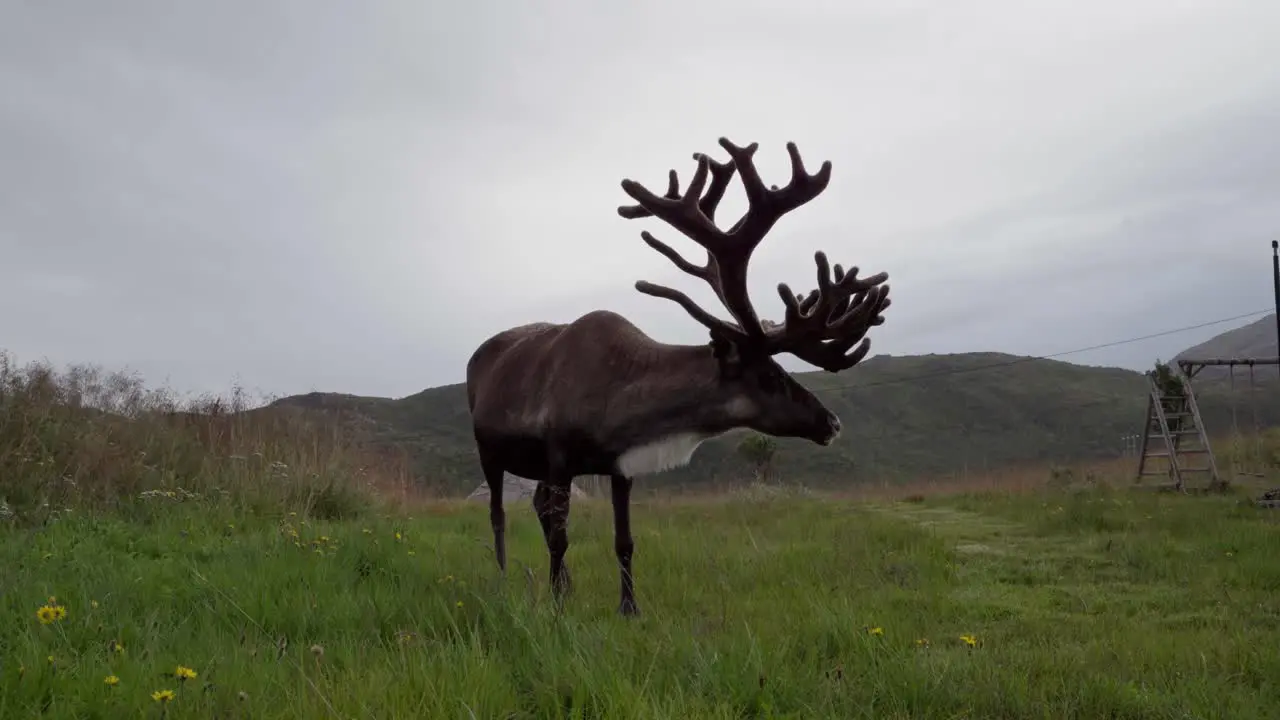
[618,138,831,339]
[618,137,890,372]
[764,253,891,371]
[617,152,739,307]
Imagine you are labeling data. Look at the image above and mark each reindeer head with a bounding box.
[617,138,891,446]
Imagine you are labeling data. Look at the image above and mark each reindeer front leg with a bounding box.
[611,474,639,616]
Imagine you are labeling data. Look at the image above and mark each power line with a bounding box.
[834,307,1274,391]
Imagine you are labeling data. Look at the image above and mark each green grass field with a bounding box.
[3,354,1279,718]
[4,485,1278,719]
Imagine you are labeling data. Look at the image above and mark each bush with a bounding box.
[0,351,401,525]
[737,433,778,482]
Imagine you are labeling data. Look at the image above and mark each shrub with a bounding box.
[0,351,402,524]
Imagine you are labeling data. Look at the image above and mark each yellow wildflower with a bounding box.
[867,626,883,636]
[152,689,175,703]
[960,634,978,648]
[104,675,120,686]
[455,601,464,608]
[112,640,125,654]
[174,665,197,681]
[916,638,930,648]
[36,605,59,624]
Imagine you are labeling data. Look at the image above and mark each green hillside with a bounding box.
[1177,313,1278,365]
[266,344,1276,496]
[264,315,1280,496]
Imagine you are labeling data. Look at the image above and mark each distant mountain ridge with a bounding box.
[270,316,1280,495]
[1176,313,1279,362]
[1175,313,1280,383]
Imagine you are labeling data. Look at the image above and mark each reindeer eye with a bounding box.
[758,367,786,393]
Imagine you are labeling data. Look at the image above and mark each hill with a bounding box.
[265,316,1280,496]
[1175,313,1280,385]
[1176,313,1278,363]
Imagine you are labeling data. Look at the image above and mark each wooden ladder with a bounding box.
[1136,373,1222,491]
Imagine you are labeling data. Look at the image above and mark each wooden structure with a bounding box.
[1136,364,1220,490]
[1175,357,1280,379]
[1136,357,1280,492]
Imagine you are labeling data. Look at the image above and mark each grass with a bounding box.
[0,351,405,523]
[4,487,1279,718]
[3,352,1280,717]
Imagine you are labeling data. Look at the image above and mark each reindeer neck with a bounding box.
[606,342,746,442]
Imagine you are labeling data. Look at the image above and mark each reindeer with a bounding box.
[465,137,891,615]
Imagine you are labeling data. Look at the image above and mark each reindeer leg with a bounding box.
[537,471,574,604]
[532,482,555,544]
[611,473,639,616]
[477,448,507,573]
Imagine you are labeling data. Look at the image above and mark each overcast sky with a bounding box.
[3,1,1279,400]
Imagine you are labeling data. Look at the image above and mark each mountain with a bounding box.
[267,318,1280,495]
[268,315,1280,495]
[1177,313,1278,362]
[1175,313,1279,383]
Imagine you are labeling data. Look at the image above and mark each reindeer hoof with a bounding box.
[552,567,573,597]
[618,599,641,617]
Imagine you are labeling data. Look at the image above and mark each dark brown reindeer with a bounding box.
[465,137,891,615]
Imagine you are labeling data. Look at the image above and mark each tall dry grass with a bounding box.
[0,351,408,525]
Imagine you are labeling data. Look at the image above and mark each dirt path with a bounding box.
[864,503,1031,556]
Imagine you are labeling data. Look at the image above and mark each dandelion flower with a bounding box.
[112,640,125,654]
[455,601,464,608]
[152,689,175,703]
[960,634,978,648]
[174,665,197,681]
[104,675,120,686]
[867,626,884,636]
[36,605,59,624]
[394,532,402,541]
[52,605,67,621]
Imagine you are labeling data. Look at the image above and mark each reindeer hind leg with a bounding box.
[477,443,508,573]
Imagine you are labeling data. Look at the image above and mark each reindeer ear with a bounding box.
[710,333,744,375]
[710,333,734,359]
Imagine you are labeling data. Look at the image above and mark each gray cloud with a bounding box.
[3,0,1279,399]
